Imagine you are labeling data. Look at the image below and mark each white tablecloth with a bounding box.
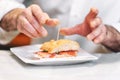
[0,50,120,80]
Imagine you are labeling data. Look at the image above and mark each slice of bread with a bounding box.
[40,39,80,53]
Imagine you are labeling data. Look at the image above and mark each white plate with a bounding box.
[10,44,98,65]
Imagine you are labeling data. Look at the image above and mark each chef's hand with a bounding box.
[17,4,59,38]
[60,8,107,44]
[0,4,59,38]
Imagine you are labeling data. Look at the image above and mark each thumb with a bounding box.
[60,24,81,35]
[46,18,59,27]
[86,8,98,21]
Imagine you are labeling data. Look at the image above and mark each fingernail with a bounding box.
[40,30,48,37]
[60,30,67,36]
[94,39,99,44]
[87,35,92,40]
[90,21,95,28]
[53,19,60,25]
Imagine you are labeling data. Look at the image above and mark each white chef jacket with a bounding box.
[0,0,120,53]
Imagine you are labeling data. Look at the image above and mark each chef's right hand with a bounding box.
[17,4,59,38]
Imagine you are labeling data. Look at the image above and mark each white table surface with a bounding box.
[0,50,120,80]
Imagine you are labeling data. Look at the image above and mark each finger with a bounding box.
[17,21,35,38]
[93,25,107,43]
[60,24,81,35]
[86,8,98,21]
[39,12,59,26]
[19,25,45,38]
[18,15,40,38]
[30,4,47,24]
[93,31,106,44]
[22,8,48,37]
[38,25,48,37]
[46,18,59,27]
[19,28,35,38]
[30,5,59,26]
[87,24,103,41]
[89,17,102,29]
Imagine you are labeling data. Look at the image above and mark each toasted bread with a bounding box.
[40,39,80,53]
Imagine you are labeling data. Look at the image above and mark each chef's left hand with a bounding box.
[60,8,107,44]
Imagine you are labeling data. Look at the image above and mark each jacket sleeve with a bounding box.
[0,0,25,45]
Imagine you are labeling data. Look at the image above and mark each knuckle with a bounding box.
[24,22,30,27]
[30,4,39,8]
[43,13,49,18]
[30,4,42,12]
[22,9,27,15]
[17,15,24,23]
[28,18,36,25]
[92,30,99,37]
[91,33,96,37]
[96,17,102,24]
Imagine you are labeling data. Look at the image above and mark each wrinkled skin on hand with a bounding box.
[0,4,59,38]
[60,8,120,52]
[16,4,59,38]
[60,8,106,44]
